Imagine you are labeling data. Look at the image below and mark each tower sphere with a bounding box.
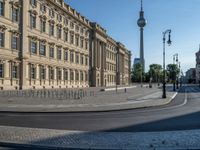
[137,17,147,28]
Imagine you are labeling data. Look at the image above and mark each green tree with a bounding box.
[166,64,180,82]
[148,64,162,83]
[131,63,143,82]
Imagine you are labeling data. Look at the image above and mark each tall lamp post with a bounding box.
[173,53,178,91]
[162,29,172,99]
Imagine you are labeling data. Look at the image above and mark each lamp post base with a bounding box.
[162,82,167,99]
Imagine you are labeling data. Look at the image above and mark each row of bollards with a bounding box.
[0,89,96,100]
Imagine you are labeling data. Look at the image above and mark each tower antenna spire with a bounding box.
[141,0,143,11]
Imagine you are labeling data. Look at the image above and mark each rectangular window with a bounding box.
[30,41,37,54]
[0,32,4,47]
[12,66,18,79]
[57,48,62,60]
[64,32,68,42]
[30,15,36,29]
[49,24,54,36]
[30,0,37,6]
[0,1,4,16]
[76,53,79,64]
[80,72,83,81]
[57,14,62,22]
[40,66,45,80]
[64,70,68,80]
[49,9,55,18]
[81,55,84,65]
[57,27,62,39]
[85,72,88,81]
[64,50,68,61]
[0,64,4,78]
[76,71,79,81]
[12,8,18,22]
[70,71,74,81]
[85,41,88,50]
[70,51,74,63]
[40,4,46,12]
[85,57,88,66]
[11,35,18,50]
[57,69,61,80]
[50,68,54,80]
[31,65,35,79]
[80,39,84,48]
[39,43,46,56]
[70,34,74,44]
[49,46,54,58]
[75,36,79,46]
[40,20,46,32]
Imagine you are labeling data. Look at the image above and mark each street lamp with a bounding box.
[173,53,178,91]
[162,29,172,99]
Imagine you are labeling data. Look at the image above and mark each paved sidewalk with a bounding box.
[0,125,199,149]
[0,88,177,112]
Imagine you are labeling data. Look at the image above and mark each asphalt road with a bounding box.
[0,85,200,132]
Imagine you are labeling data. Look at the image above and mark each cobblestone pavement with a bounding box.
[0,125,200,149]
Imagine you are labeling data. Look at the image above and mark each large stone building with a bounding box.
[196,47,200,84]
[0,0,131,90]
[185,68,196,84]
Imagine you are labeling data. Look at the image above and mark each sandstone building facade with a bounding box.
[0,0,131,90]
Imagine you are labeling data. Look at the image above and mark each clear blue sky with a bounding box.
[65,0,200,73]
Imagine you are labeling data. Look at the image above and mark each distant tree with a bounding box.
[131,63,143,82]
[148,64,162,83]
[166,64,180,82]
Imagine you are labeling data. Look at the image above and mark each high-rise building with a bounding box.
[0,0,131,90]
[137,0,147,72]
